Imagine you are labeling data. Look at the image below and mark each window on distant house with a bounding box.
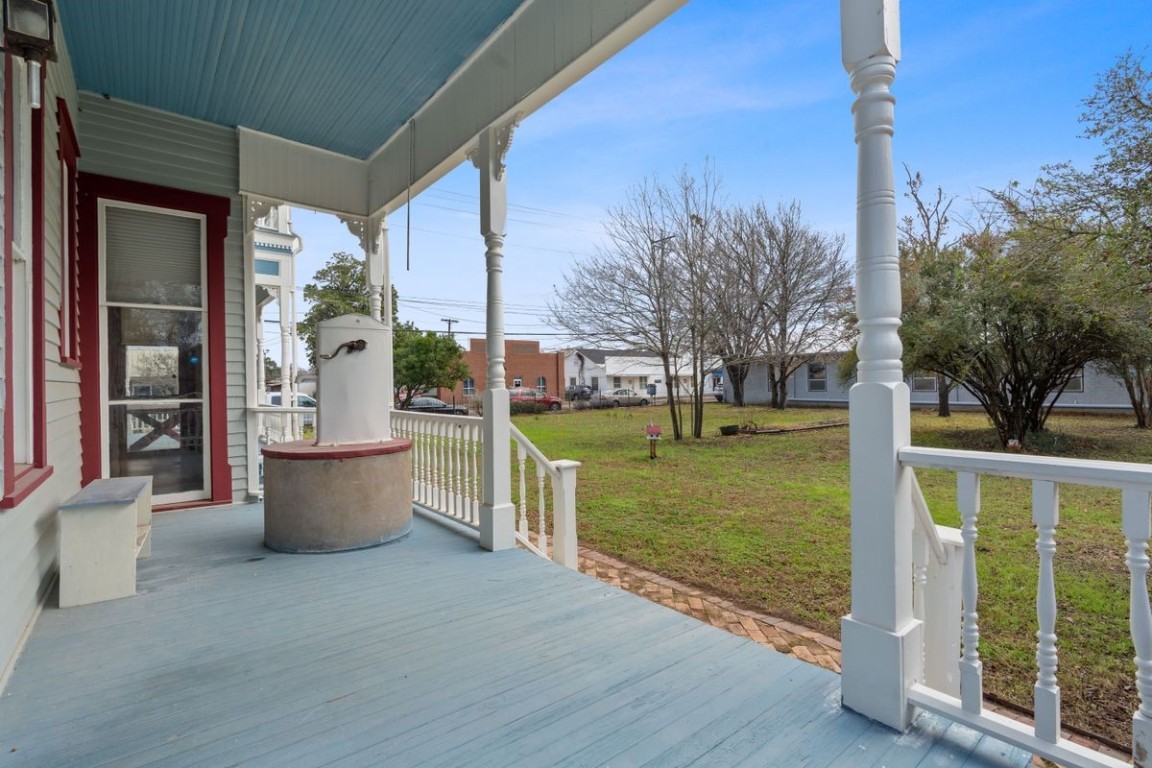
[569,376,576,386]
[639,376,648,388]
[590,376,599,391]
[512,377,523,388]
[536,376,546,393]
[912,371,938,392]
[612,376,621,389]
[57,98,80,365]
[1065,368,1085,393]
[463,377,475,396]
[807,362,827,393]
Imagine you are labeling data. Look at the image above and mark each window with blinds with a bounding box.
[105,206,203,307]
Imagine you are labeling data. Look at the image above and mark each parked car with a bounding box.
[267,392,317,408]
[508,388,563,412]
[564,384,593,401]
[266,392,317,426]
[592,388,650,408]
[401,396,468,415]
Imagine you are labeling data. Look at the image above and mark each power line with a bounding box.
[411,200,605,237]
[421,188,602,224]
[385,223,598,258]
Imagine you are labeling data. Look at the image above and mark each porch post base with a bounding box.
[841,614,922,731]
[479,502,516,552]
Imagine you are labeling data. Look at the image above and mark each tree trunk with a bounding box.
[770,367,788,410]
[775,376,789,410]
[1122,365,1151,429]
[661,358,683,440]
[936,373,951,417]
[725,362,749,407]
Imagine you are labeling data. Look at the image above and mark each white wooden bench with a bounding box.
[58,476,153,608]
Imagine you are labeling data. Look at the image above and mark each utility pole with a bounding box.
[441,317,459,338]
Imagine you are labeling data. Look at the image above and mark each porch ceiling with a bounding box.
[56,0,525,160]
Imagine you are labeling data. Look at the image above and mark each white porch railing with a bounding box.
[902,447,1152,768]
[391,411,579,568]
[254,405,314,444]
[247,406,316,498]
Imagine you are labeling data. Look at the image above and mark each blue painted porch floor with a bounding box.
[0,504,1032,767]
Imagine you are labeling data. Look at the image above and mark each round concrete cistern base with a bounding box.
[261,438,413,553]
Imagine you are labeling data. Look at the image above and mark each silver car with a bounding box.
[595,388,650,408]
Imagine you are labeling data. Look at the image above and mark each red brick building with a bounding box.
[437,338,564,407]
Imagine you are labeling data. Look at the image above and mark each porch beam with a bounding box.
[475,125,515,552]
[839,0,921,732]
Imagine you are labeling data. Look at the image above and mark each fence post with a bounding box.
[550,460,581,569]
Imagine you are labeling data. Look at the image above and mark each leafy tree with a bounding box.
[995,51,1152,426]
[263,356,282,383]
[299,253,467,403]
[905,210,1116,447]
[299,252,368,369]
[393,327,469,409]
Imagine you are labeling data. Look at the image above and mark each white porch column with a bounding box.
[256,327,267,396]
[474,122,518,552]
[369,215,394,437]
[342,214,394,437]
[839,0,921,732]
[245,196,274,499]
[366,215,388,324]
[277,285,296,435]
[278,284,293,400]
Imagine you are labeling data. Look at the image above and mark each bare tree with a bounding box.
[708,206,772,407]
[664,165,725,438]
[758,202,853,408]
[548,165,723,439]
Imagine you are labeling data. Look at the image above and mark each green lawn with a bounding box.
[514,402,1152,747]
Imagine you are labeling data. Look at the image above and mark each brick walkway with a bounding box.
[578,546,842,674]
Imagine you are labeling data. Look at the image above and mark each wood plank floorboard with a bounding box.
[0,503,1032,768]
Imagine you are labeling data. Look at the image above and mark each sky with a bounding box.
[271,0,1151,366]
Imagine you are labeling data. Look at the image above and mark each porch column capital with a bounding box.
[469,113,520,183]
[470,116,519,236]
[841,0,900,72]
[245,195,279,233]
[338,214,368,252]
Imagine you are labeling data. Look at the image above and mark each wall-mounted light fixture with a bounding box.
[3,0,55,109]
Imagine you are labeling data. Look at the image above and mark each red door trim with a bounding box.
[30,63,46,470]
[3,57,14,500]
[77,173,233,505]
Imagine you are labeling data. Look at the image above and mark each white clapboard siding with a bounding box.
[0,37,85,680]
[77,93,249,499]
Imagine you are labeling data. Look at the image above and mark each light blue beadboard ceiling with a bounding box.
[56,0,525,160]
